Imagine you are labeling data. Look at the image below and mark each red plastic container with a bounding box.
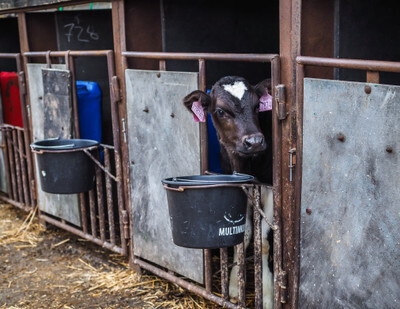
[0,72,23,127]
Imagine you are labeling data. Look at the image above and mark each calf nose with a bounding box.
[242,134,266,152]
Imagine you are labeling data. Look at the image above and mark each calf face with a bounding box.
[183,76,271,160]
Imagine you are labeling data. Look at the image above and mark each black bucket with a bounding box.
[162,173,254,249]
[30,138,99,194]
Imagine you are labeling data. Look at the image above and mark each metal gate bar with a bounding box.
[0,124,32,211]
[297,56,400,73]
[0,53,35,211]
[5,128,17,200]
[0,126,32,212]
[12,129,23,202]
[23,50,127,256]
[122,51,282,309]
[42,210,124,255]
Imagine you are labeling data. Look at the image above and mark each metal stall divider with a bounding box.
[23,50,128,256]
[121,51,283,309]
[0,53,34,212]
[296,56,400,308]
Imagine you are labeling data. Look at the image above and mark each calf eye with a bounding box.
[216,108,225,118]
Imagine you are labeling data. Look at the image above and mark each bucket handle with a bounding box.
[30,143,75,153]
[163,184,185,192]
[43,144,75,149]
[163,183,254,192]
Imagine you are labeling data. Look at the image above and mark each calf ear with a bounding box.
[254,78,272,97]
[254,79,273,112]
[183,90,211,122]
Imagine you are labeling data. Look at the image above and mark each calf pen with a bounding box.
[122,51,284,308]
[1,50,285,308]
[0,53,34,212]
[1,50,129,256]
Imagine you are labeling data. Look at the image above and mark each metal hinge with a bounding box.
[18,71,27,96]
[275,84,288,120]
[18,71,31,118]
[122,210,130,240]
[277,271,288,304]
[289,148,296,182]
[111,76,122,103]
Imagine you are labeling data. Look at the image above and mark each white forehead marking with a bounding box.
[223,81,247,100]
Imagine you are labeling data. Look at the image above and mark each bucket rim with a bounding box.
[162,172,254,186]
[30,137,99,152]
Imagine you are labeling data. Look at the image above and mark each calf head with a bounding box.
[183,76,271,160]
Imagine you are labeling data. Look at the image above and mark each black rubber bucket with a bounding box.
[162,173,254,249]
[30,138,99,194]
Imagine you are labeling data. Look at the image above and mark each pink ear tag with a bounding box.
[191,101,206,122]
[259,92,273,112]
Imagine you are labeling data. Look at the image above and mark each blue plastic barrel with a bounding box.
[76,81,102,143]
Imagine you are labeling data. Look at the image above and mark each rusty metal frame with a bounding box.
[0,0,99,14]
[278,1,302,307]
[22,50,128,255]
[122,51,282,309]
[0,53,35,212]
[295,55,400,308]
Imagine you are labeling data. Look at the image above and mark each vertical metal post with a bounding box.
[366,71,380,84]
[220,247,229,300]
[67,52,81,139]
[104,147,116,246]
[12,129,23,203]
[272,56,284,309]
[1,128,13,200]
[45,50,51,68]
[16,54,35,209]
[280,0,302,307]
[17,14,37,209]
[79,193,89,234]
[17,129,30,206]
[237,241,246,308]
[111,0,133,260]
[107,51,127,255]
[198,58,212,292]
[159,60,167,71]
[198,59,209,173]
[253,186,263,308]
[89,189,98,238]
[68,53,89,235]
[95,149,106,242]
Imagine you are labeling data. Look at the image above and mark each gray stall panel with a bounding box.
[300,79,400,308]
[126,69,203,284]
[27,64,80,226]
[42,69,73,138]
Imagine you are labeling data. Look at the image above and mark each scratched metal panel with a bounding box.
[0,91,6,193]
[300,78,400,308]
[27,64,80,226]
[126,69,203,284]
